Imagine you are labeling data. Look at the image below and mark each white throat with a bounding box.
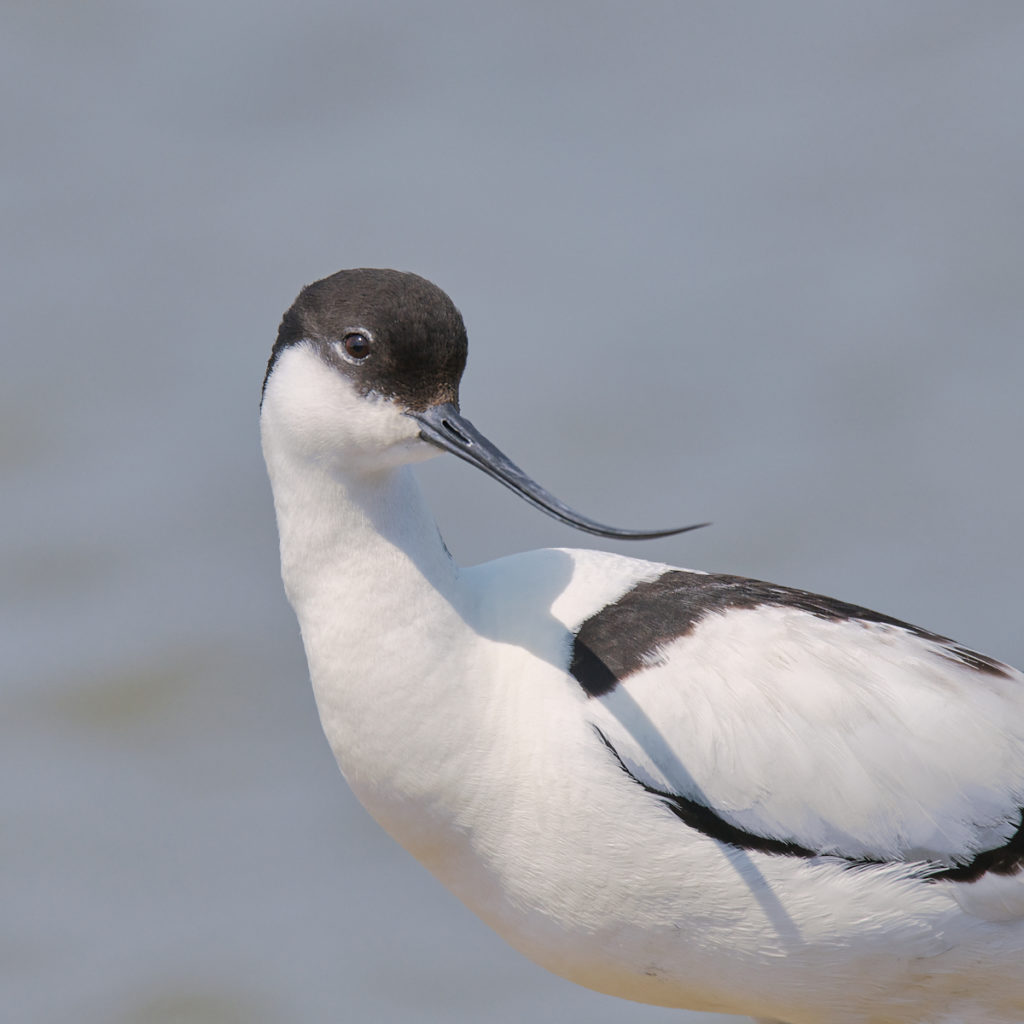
[260,364,491,858]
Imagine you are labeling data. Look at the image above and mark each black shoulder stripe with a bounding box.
[570,570,1011,698]
[594,727,1024,882]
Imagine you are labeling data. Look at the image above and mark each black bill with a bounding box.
[410,403,707,540]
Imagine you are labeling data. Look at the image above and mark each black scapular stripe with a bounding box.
[570,571,1011,698]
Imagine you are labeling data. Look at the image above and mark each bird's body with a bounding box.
[261,269,1024,1023]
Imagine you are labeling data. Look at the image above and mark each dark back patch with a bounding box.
[570,570,1011,698]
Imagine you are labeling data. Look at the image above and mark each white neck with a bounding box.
[269,453,460,619]
[262,418,492,856]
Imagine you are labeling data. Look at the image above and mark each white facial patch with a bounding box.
[261,343,439,473]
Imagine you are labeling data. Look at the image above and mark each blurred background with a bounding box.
[4,2,1023,1022]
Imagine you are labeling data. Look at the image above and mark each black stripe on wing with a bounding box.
[593,727,831,861]
[593,727,1024,882]
[927,822,1024,882]
[570,571,1012,698]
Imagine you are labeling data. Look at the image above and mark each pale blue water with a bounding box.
[4,3,1023,1021]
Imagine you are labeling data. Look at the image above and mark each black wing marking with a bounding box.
[594,726,1024,882]
[570,571,1012,698]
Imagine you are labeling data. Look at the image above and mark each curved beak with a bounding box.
[409,403,707,540]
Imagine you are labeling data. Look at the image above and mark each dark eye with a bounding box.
[342,332,372,360]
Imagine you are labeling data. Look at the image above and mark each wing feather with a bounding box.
[582,590,1024,870]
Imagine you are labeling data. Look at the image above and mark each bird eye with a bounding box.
[342,332,372,361]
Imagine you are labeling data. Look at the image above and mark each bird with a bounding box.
[260,268,1024,1024]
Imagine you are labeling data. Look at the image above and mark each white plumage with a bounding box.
[262,269,1024,1023]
